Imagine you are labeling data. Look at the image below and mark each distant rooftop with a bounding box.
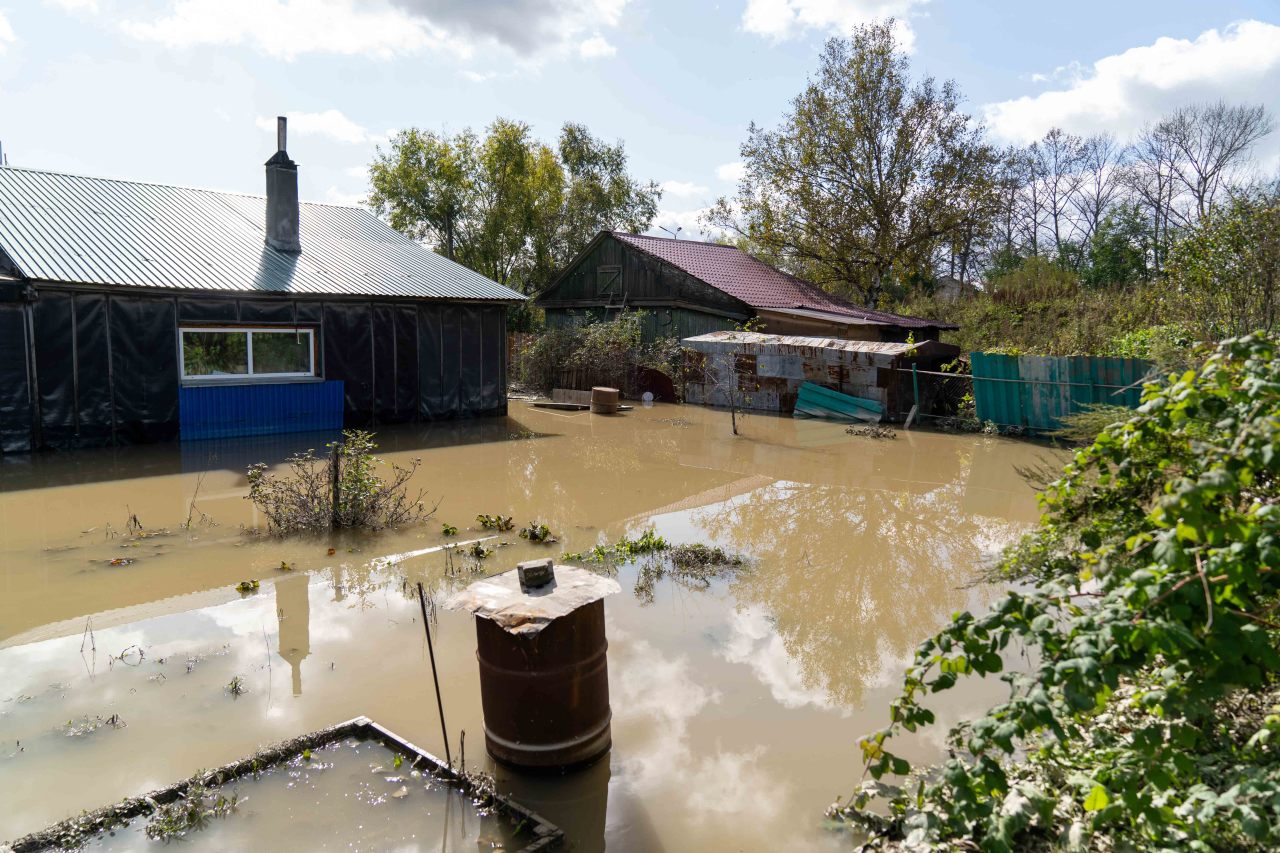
[611,232,955,330]
[682,330,955,355]
[0,166,524,302]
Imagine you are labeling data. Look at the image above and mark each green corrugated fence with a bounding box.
[970,353,1154,433]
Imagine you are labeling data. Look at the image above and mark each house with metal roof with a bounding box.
[0,118,523,452]
[535,231,956,343]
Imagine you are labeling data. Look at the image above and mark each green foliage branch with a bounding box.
[835,334,1280,851]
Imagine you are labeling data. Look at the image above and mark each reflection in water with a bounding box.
[274,573,310,696]
[0,405,1059,851]
[698,477,1025,708]
[721,607,846,714]
[496,753,613,853]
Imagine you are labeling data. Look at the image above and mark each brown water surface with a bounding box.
[0,404,1059,851]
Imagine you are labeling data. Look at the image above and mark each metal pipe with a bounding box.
[417,581,452,768]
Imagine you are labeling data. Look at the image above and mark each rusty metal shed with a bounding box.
[681,331,960,421]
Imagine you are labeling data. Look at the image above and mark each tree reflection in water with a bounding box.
[696,475,1029,710]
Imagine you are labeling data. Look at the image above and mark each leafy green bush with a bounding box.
[515,310,691,395]
[990,256,1080,306]
[833,334,1280,851]
[1107,323,1196,366]
[245,430,431,534]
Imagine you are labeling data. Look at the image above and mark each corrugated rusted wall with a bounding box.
[683,337,902,416]
[970,353,1152,433]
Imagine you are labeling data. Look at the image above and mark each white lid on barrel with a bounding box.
[445,564,620,636]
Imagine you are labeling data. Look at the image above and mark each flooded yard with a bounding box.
[0,403,1056,851]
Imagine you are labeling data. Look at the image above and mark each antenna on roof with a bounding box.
[657,225,682,240]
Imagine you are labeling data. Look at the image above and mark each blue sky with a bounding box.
[1,1,1278,239]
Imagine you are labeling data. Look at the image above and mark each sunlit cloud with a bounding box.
[0,11,16,53]
[579,34,617,59]
[113,0,630,65]
[255,110,372,145]
[715,161,746,183]
[741,0,925,52]
[984,20,1280,147]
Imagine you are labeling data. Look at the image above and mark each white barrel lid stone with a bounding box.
[445,565,621,636]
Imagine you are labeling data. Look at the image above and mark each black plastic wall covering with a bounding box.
[0,288,509,453]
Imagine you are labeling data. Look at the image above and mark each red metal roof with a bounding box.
[610,232,953,330]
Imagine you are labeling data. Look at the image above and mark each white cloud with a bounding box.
[120,0,463,61]
[115,0,628,64]
[255,110,372,145]
[660,179,710,198]
[322,186,367,207]
[0,11,16,52]
[720,607,848,713]
[984,20,1280,145]
[43,0,99,11]
[578,34,616,59]
[715,161,746,183]
[741,0,925,51]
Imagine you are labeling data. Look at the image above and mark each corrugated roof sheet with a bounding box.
[0,167,524,301]
[611,231,952,329]
[682,330,954,356]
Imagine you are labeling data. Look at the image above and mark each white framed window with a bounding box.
[180,327,316,381]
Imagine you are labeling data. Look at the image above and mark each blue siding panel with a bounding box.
[179,381,344,440]
[970,353,1153,434]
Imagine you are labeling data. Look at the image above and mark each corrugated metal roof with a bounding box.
[682,330,954,357]
[611,232,953,329]
[0,167,524,302]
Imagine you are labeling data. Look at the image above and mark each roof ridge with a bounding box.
[0,165,364,210]
[613,230,741,249]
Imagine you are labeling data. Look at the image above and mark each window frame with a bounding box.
[595,265,622,297]
[178,325,318,383]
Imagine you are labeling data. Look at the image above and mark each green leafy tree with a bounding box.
[704,20,997,307]
[1082,202,1151,289]
[1169,190,1280,337]
[833,333,1280,851]
[368,119,658,301]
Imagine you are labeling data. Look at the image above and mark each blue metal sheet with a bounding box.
[970,353,1153,433]
[794,381,883,423]
[179,381,344,440]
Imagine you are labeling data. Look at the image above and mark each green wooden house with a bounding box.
[536,231,955,343]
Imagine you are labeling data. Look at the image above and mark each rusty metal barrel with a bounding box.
[477,598,611,768]
[590,386,619,415]
[447,562,621,771]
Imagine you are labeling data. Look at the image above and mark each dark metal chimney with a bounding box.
[264,116,301,253]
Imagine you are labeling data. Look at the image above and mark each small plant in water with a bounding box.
[144,783,237,841]
[845,425,896,440]
[235,580,260,594]
[441,522,458,536]
[225,675,247,697]
[518,521,556,544]
[475,514,513,532]
[468,542,494,560]
[245,430,433,535]
[634,544,747,604]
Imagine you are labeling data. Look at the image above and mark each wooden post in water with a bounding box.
[329,442,341,529]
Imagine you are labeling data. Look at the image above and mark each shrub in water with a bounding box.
[245,430,432,534]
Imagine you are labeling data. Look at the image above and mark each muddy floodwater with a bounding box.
[88,738,530,851]
[0,403,1058,851]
